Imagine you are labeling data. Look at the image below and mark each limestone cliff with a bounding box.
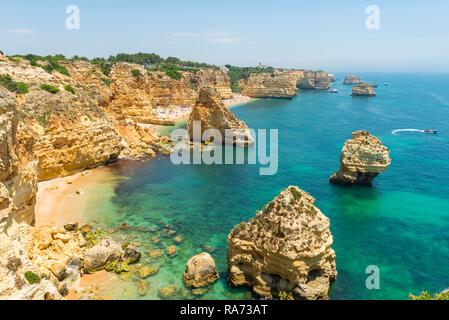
[0,87,37,225]
[297,70,332,90]
[188,87,253,146]
[352,83,376,97]
[195,69,233,99]
[241,72,297,98]
[330,131,391,185]
[227,186,337,300]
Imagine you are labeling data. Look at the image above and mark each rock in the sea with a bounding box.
[183,253,219,288]
[122,245,141,264]
[227,186,337,300]
[297,70,332,90]
[136,265,160,279]
[188,87,254,146]
[343,74,363,85]
[137,279,149,296]
[352,83,376,97]
[165,246,177,257]
[241,72,297,98]
[330,131,391,185]
[63,222,78,232]
[158,285,177,299]
[83,239,123,273]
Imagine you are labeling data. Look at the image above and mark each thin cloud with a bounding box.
[209,37,241,44]
[7,29,37,35]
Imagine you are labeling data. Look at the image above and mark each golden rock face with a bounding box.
[352,83,376,96]
[241,72,298,98]
[330,130,391,185]
[188,87,253,146]
[227,186,337,300]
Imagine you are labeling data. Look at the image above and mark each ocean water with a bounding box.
[82,73,449,300]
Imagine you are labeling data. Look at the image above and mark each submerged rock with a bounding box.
[227,186,337,300]
[137,279,149,297]
[158,285,177,299]
[352,83,376,97]
[183,253,219,288]
[165,246,177,257]
[330,131,391,185]
[188,87,254,146]
[136,265,160,279]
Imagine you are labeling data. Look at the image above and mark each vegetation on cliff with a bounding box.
[0,74,29,94]
[225,64,274,92]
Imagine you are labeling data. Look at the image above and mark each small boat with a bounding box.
[423,129,437,134]
[383,83,390,86]
[328,88,338,93]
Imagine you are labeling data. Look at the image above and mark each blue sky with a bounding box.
[1,0,449,71]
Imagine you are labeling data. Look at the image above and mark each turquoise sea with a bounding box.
[82,73,449,300]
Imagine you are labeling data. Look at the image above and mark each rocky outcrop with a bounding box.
[227,186,337,300]
[330,131,391,185]
[0,222,87,300]
[241,72,297,98]
[0,87,38,225]
[297,70,332,90]
[188,87,253,145]
[183,252,219,288]
[343,74,363,85]
[195,69,233,99]
[352,83,376,97]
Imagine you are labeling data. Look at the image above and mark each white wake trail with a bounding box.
[391,129,425,135]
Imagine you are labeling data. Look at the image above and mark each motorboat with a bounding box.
[328,88,338,93]
[423,129,437,134]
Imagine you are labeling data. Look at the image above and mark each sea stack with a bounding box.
[227,186,337,300]
[241,72,297,98]
[343,74,363,85]
[188,86,254,146]
[330,131,391,185]
[352,83,376,97]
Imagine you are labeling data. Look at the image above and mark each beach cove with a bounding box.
[32,72,449,300]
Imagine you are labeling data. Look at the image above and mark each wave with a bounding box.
[392,129,425,135]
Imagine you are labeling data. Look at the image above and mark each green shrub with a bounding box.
[0,74,29,94]
[131,69,141,78]
[40,83,60,94]
[16,82,29,94]
[64,84,75,94]
[100,63,112,76]
[102,78,112,86]
[24,271,41,285]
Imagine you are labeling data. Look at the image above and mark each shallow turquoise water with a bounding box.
[85,73,449,300]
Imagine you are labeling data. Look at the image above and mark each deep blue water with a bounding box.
[86,73,449,300]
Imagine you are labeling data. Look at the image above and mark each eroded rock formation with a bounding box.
[297,70,332,90]
[183,252,219,288]
[227,186,337,300]
[343,74,363,85]
[241,72,297,98]
[330,131,391,185]
[188,87,253,145]
[0,87,37,225]
[195,69,233,99]
[352,83,376,97]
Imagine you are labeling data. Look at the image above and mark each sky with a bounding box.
[1,0,449,72]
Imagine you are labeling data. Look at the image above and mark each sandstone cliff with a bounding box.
[352,83,376,97]
[0,87,37,225]
[195,69,233,99]
[241,72,297,98]
[330,131,391,185]
[227,186,337,300]
[188,87,253,146]
[296,70,332,90]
